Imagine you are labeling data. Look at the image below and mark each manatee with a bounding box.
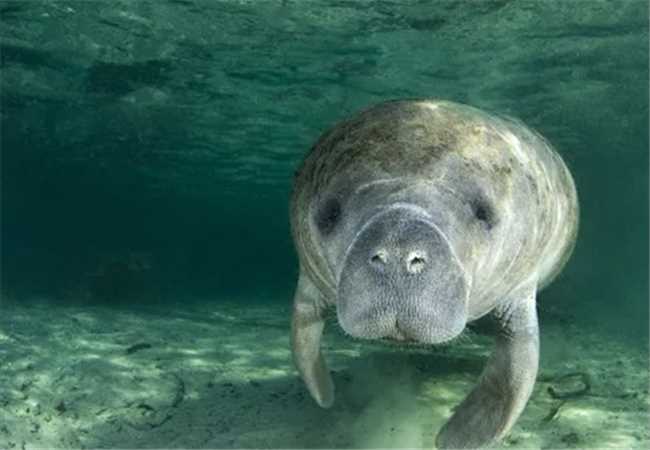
[289,99,579,448]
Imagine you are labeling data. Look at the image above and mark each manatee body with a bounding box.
[289,99,578,448]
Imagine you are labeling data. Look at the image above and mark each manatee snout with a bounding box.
[337,205,469,344]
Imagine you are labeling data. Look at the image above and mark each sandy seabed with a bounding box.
[0,298,648,449]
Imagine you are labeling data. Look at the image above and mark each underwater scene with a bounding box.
[1,1,648,449]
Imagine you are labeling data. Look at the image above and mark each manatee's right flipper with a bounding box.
[291,270,334,408]
[436,287,539,449]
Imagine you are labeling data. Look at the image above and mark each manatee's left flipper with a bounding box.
[436,287,539,449]
[291,271,335,408]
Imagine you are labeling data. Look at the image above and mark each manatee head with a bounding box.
[312,171,483,344]
[300,101,511,344]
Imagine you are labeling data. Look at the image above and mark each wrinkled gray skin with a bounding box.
[290,100,579,449]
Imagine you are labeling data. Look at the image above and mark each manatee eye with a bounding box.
[316,198,342,235]
[471,198,496,230]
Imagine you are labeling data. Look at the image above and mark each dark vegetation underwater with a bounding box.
[1,0,648,359]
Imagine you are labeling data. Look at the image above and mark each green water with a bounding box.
[3,0,647,334]
[1,1,648,448]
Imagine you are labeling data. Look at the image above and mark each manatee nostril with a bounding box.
[406,252,427,274]
[369,249,388,267]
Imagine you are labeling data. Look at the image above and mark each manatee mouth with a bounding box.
[379,320,413,342]
[336,204,469,345]
[378,322,421,345]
